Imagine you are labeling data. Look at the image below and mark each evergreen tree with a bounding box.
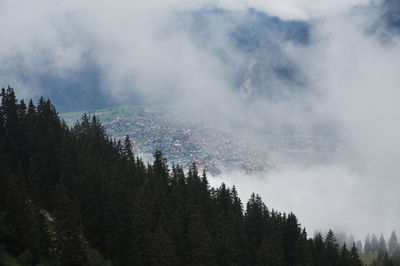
[123,134,134,158]
[340,243,350,265]
[382,252,394,266]
[131,188,153,265]
[388,231,399,256]
[1,86,21,168]
[324,230,339,265]
[256,233,285,266]
[350,243,362,266]
[372,234,379,253]
[356,240,363,255]
[365,234,372,254]
[150,221,179,266]
[390,249,400,265]
[295,228,312,265]
[4,170,47,261]
[283,212,301,265]
[187,211,216,266]
[0,89,364,266]
[53,181,87,266]
[379,234,388,253]
[245,193,267,265]
[312,232,325,266]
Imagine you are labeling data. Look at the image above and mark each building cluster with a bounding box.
[64,107,342,175]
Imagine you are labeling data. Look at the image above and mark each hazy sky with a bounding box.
[1,0,399,239]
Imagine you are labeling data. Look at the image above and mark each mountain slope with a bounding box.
[0,87,362,265]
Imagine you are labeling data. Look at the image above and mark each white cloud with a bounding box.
[0,0,399,239]
[208,7,400,239]
[209,165,376,239]
[211,0,371,20]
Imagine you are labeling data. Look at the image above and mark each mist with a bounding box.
[1,0,399,239]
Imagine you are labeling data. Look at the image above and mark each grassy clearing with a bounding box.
[61,104,163,127]
[360,253,377,265]
[0,252,20,266]
[135,137,147,144]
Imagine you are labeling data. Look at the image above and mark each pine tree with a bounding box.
[187,211,216,266]
[4,170,46,260]
[131,188,153,265]
[340,243,350,265]
[256,232,285,266]
[371,234,379,253]
[312,232,325,266]
[283,213,301,265]
[382,252,393,266]
[390,249,400,265]
[53,181,87,266]
[388,231,399,256]
[152,150,169,186]
[365,234,372,254]
[324,230,339,265]
[123,135,134,158]
[350,243,362,266]
[0,89,374,266]
[150,221,179,266]
[245,193,267,265]
[356,240,363,255]
[1,87,21,169]
[0,92,4,139]
[379,234,388,254]
[295,228,312,265]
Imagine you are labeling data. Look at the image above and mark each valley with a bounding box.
[62,105,343,175]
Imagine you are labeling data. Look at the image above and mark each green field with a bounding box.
[0,252,20,266]
[135,137,147,144]
[61,104,164,127]
[360,253,377,265]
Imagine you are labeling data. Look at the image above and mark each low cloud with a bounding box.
[210,163,398,240]
[211,0,371,20]
[1,0,399,238]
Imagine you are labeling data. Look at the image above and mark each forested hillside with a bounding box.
[0,87,363,265]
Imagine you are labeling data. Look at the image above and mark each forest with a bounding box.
[0,86,374,265]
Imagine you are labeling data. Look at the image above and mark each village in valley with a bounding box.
[63,105,343,175]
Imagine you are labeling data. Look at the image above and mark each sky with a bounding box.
[1,0,400,240]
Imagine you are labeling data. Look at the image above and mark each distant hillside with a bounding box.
[15,9,310,113]
[1,88,364,265]
[62,104,343,175]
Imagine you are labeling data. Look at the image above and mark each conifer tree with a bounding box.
[123,134,134,158]
[0,89,364,266]
[131,188,153,265]
[53,181,87,266]
[187,211,216,266]
[256,232,285,266]
[390,249,400,265]
[379,234,388,254]
[371,234,379,253]
[312,232,325,266]
[365,234,372,254]
[150,221,179,266]
[1,87,20,168]
[388,231,399,256]
[350,243,362,266]
[283,213,301,265]
[340,243,350,265]
[295,228,312,265]
[381,251,394,266]
[5,170,45,260]
[324,230,339,265]
[356,240,363,255]
[245,193,267,265]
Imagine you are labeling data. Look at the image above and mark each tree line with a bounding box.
[361,232,400,266]
[0,87,363,265]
